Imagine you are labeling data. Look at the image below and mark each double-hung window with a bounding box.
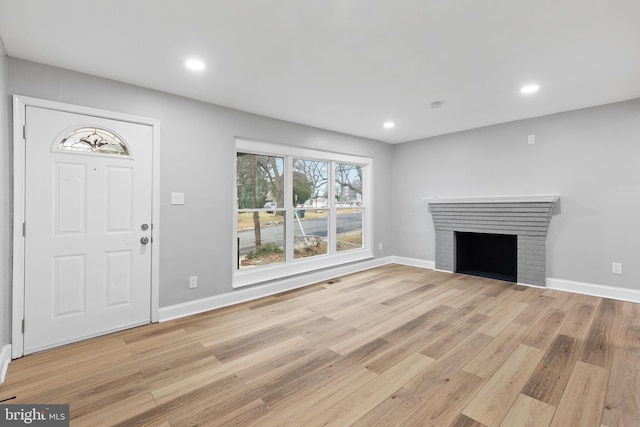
[234,138,372,288]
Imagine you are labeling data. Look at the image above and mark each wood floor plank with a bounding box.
[580,299,618,369]
[1,265,638,425]
[2,350,135,399]
[521,334,582,406]
[254,366,378,426]
[351,387,423,427]
[400,370,485,427]
[464,322,529,379]
[120,374,247,426]
[542,288,579,310]
[379,282,436,306]
[73,392,157,427]
[450,414,489,427]
[207,325,294,362]
[170,382,262,427]
[419,315,484,359]
[440,285,487,309]
[151,335,310,404]
[601,324,640,427]
[621,300,640,315]
[405,332,493,398]
[437,304,483,325]
[5,357,141,405]
[477,301,529,336]
[234,339,319,387]
[364,321,452,375]
[55,371,149,420]
[328,305,437,355]
[521,307,567,350]
[463,344,544,427]
[549,361,608,427]
[483,280,514,297]
[256,349,343,406]
[380,305,452,344]
[303,352,434,426]
[499,394,556,427]
[207,399,271,427]
[513,295,558,326]
[3,335,127,379]
[126,329,195,359]
[304,324,360,349]
[557,301,597,339]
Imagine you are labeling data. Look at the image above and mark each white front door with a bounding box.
[23,106,153,354]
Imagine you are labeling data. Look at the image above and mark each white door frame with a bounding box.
[11,95,161,359]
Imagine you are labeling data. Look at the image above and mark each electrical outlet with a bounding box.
[612,263,622,275]
[528,135,536,144]
[378,243,383,251]
[189,276,198,288]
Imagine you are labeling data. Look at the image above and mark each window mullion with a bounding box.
[284,155,294,263]
[328,160,336,256]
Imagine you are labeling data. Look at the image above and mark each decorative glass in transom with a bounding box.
[57,128,131,156]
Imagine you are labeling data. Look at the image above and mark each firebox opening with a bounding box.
[455,232,517,282]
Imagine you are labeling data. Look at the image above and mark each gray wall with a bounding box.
[4,55,640,350]
[0,39,9,348]
[392,99,640,291]
[5,59,393,323]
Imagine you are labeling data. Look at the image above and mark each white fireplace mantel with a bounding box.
[423,195,560,204]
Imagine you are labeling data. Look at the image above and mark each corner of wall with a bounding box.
[0,36,11,350]
[0,344,11,384]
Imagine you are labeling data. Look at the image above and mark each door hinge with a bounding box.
[22,319,25,333]
[22,222,26,237]
[22,124,26,140]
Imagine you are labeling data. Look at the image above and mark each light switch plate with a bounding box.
[171,192,185,205]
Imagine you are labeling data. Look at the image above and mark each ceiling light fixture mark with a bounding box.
[186,59,205,71]
[521,84,540,94]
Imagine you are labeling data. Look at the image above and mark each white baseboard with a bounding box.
[547,277,640,304]
[1,344,11,384]
[391,257,640,304]
[159,256,640,322]
[159,257,394,321]
[390,256,436,270]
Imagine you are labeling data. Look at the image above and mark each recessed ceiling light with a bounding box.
[186,59,205,71]
[383,122,395,129]
[521,84,540,94]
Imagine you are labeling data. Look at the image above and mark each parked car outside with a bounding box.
[264,202,277,213]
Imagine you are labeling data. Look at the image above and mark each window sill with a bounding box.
[233,249,373,289]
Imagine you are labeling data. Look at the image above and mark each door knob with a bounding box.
[140,236,150,245]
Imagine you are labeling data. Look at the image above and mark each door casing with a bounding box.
[11,95,161,359]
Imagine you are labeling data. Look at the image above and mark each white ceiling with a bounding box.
[1,0,639,144]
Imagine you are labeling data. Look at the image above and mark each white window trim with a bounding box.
[234,138,373,288]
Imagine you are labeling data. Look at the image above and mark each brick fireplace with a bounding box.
[425,195,559,287]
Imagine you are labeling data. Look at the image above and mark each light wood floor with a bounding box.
[2,264,639,426]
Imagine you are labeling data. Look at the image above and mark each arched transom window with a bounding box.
[56,127,131,156]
